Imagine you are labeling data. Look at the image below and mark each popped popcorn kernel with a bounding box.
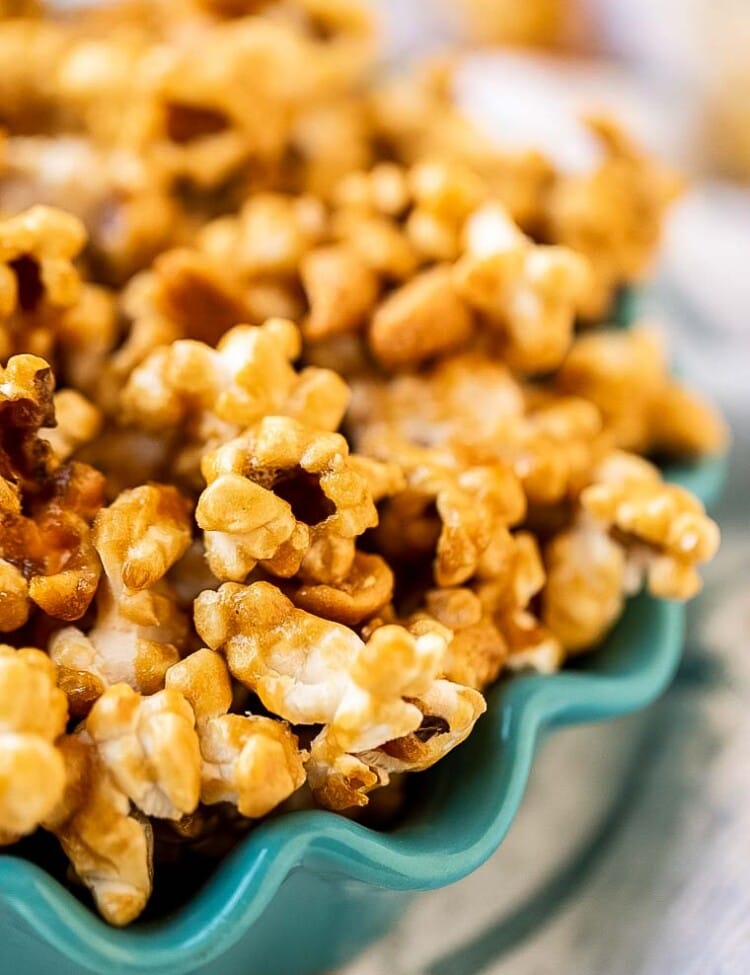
[45,731,153,927]
[0,646,67,843]
[368,265,475,370]
[166,648,306,818]
[197,417,377,582]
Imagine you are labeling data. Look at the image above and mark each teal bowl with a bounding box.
[0,450,727,975]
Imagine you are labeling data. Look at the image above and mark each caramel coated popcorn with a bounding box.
[0,0,724,928]
[0,646,67,844]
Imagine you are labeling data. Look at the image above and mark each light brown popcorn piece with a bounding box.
[332,210,419,281]
[544,117,681,319]
[334,162,411,217]
[0,359,105,622]
[404,158,486,262]
[0,559,30,632]
[370,442,525,587]
[49,484,192,711]
[0,646,67,844]
[349,352,525,453]
[40,389,102,461]
[147,248,254,346]
[199,193,327,279]
[421,587,507,690]
[287,551,394,625]
[557,325,727,457]
[300,244,379,340]
[166,648,306,818]
[122,319,350,453]
[0,206,85,359]
[368,266,474,370]
[86,683,201,821]
[581,451,720,600]
[468,531,564,674]
[543,519,627,653]
[453,201,590,374]
[0,20,69,132]
[194,581,450,806]
[93,483,192,602]
[137,20,343,190]
[0,137,180,285]
[44,731,153,927]
[357,678,486,776]
[197,416,377,582]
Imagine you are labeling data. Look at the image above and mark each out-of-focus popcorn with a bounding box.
[197,416,377,582]
[581,451,720,600]
[0,20,69,132]
[0,138,182,285]
[49,484,192,715]
[557,325,729,456]
[544,118,682,319]
[453,200,590,373]
[44,731,153,927]
[39,389,103,461]
[368,264,475,370]
[0,646,67,844]
[166,648,306,817]
[300,244,379,340]
[0,205,85,360]
[543,519,627,652]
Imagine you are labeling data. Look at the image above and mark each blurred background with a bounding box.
[341,1,750,972]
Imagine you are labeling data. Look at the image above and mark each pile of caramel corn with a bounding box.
[0,0,726,926]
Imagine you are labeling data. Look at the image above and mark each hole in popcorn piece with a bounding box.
[271,467,336,527]
[412,714,450,743]
[165,102,231,145]
[9,255,44,312]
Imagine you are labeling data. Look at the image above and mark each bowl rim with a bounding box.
[0,450,727,975]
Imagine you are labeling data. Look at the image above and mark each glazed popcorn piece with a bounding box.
[300,244,379,340]
[166,649,306,818]
[581,452,720,600]
[194,582,455,807]
[368,265,475,370]
[0,354,105,625]
[370,442,526,587]
[557,325,728,457]
[45,731,153,927]
[453,200,591,374]
[197,416,377,582]
[357,678,486,776]
[49,484,192,712]
[0,206,85,360]
[39,389,102,461]
[418,587,508,690]
[86,684,201,820]
[200,193,327,280]
[543,520,627,653]
[286,551,394,625]
[0,137,181,284]
[122,318,349,447]
[0,646,67,844]
[544,117,682,319]
[349,352,525,452]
